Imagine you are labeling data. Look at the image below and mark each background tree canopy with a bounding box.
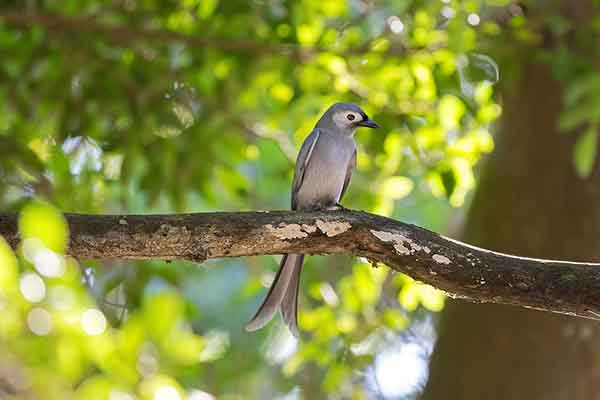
[0,0,598,399]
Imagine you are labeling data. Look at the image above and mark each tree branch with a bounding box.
[0,9,307,56]
[1,210,600,319]
[0,9,407,59]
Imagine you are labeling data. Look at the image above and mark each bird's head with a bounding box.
[317,102,379,134]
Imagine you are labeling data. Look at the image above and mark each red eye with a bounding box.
[347,114,355,121]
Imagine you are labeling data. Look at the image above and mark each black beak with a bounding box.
[357,118,379,128]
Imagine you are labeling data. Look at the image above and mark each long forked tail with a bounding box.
[280,255,303,337]
[245,254,304,335]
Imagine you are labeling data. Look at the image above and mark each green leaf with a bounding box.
[474,82,493,104]
[380,176,414,199]
[74,376,113,400]
[143,291,184,340]
[323,363,351,393]
[564,74,600,107]
[297,21,324,45]
[382,309,408,330]
[398,286,419,312]
[573,126,598,178]
[440,168,457,198]
[197,0,219,19]
[418,284,446,312]
[19,201,68,253]
[559,99,600,132]
[353,264,379,307]
[0,236,18,291]
[439,95,466,129]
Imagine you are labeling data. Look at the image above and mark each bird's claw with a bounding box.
[305,203,348,212]
[324,203,347,211]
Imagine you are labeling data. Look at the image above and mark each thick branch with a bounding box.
[1,210,599,319]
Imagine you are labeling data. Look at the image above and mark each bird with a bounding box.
[245,102,379,337]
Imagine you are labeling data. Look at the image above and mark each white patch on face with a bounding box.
[333,111,361,130]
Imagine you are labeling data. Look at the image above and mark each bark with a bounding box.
[422,62,600,398]
[2,209,600,320]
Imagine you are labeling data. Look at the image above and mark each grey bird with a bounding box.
[245,102,378,337]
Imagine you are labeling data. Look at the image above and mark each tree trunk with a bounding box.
[422,61,600,399]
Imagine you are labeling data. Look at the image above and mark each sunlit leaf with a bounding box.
[270,83,295,103]
[474,82,493,106]
[477,103,502,123]
[197,0,219,19]
[382,309,408,330]
[74,376,113,400]
[439,95,466,129]
[353,264,379,307]
[418,284,446,312]
[143,291,184,340]
[19,201,68,253]
[398,286,419,312]
[323,363,351,393]
[297,22,324,45]
[57,338,86,381]
[0,236,18,291]
[170,331,205,364]
[139,375,185,400]
[380,176,414,199]
[336,313,357,334]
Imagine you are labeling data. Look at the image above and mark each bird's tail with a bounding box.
[245,254,304,336]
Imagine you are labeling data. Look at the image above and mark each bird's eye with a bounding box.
[346,114,355,121]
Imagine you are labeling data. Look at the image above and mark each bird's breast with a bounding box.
[296,133,355,209]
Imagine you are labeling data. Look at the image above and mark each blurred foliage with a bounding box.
[1,202,209,399]
[0,0,598,398]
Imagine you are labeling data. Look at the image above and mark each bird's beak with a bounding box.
[357,118,379,128]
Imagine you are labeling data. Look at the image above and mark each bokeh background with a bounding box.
[1,0,599,399]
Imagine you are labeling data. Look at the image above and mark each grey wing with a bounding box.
[291,129,321,210]
[338,148,356,202]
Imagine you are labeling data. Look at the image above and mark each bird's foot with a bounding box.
[324,202,348,211]
[305,203,349,212]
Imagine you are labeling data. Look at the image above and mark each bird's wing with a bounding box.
[291,128,320,210]
[339,148,356,202]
